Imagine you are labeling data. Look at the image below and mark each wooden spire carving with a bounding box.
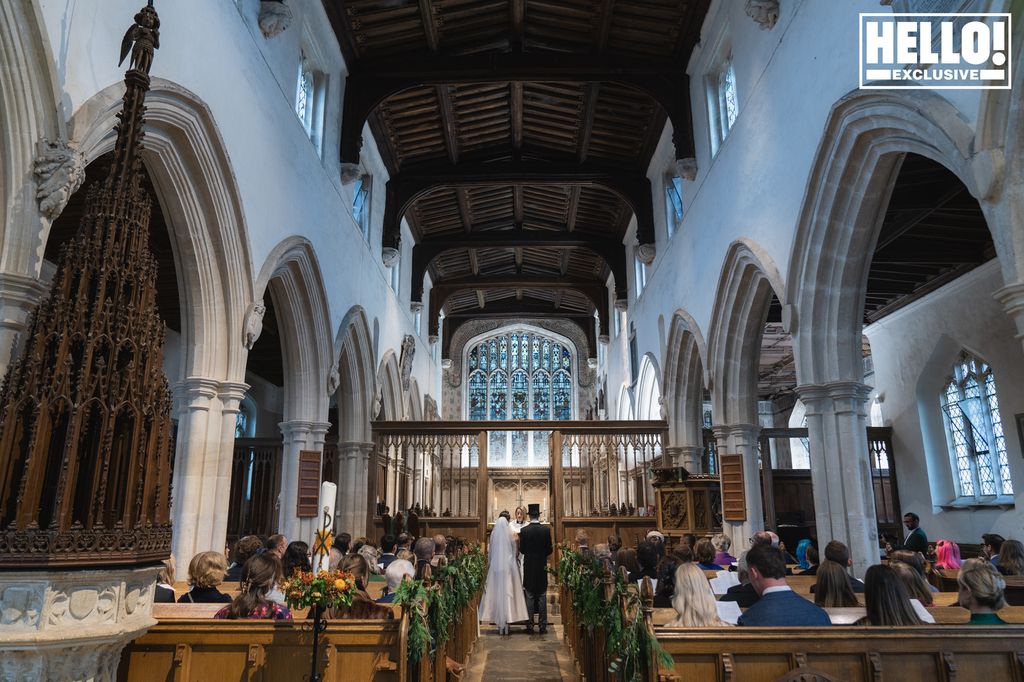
[0,1,174,567]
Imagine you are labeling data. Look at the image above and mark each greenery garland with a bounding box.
[392,545,487,664]
[556,546,673,681]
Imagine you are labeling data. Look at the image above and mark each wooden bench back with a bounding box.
[653,625,1024,682]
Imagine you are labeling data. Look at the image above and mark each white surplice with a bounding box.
[478,517,529,632]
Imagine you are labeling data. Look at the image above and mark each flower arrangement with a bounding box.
[280,569,358,610]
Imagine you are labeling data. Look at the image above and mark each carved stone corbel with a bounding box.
[637,243,656,265]
[745,0,780,30]
[242,300,266,350]
[34,139,86,220]
[258,1,292,38]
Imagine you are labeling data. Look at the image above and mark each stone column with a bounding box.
[278,420,331,545]
[797,381,879,577]
[677,445,704,473]
[336,440,374,536]
[0,272,46,374]
[995,282,1024,354]
[206,381,248,555]
[170,377,222,569]
[713,423,763,546]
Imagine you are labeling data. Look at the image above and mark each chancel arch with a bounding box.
[635,353,663,421]
[663,309,709,472]
[706,238,785,544]
[376,349,404,422]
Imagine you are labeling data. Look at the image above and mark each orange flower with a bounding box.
[334,578,347,590]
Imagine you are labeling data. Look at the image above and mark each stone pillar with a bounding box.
[336,440,374,536]
[170,377,223,569]
[995,282,1024,353]
[278,420,331,545]
[713,423,763,546]
[0,272,46,374]
[207,381,249,555]
[797,381,879,577]
[677,445,704,473]
[0,565,161,681]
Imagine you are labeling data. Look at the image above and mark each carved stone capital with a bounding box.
[598,334,610,345]
[258,0,292,38]
[636,243,656,265]
[382,247,401,268]
[796,381,872,416]
[675,157,698,181]
[745,0,780,30]
[409,301,424,314]
[428,334,439,346]
[614,299,628,313]
[341,163,363,185]
[441,358,453,371]
[34,139,86,220]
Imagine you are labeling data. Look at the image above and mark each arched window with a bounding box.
[235,394,257,439]
[940,351,1013,499]
[464,327,577,466]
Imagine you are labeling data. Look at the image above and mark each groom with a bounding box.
[518,503,552,634]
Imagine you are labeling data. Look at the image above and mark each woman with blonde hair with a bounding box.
[178,551,231,603]
[813,560,859,608]
[666,562,730,627]
[958,558,1008,624]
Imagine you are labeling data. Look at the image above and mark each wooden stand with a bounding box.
[653,475,723,538]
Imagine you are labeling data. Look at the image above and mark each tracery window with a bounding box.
[665,175,684,238]
[465,328,576,467]
[708,54,738,155]
[940,351,1013,499]
[295,54,324,154]
[353,174,371,241]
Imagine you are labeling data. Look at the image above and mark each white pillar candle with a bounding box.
[313,481,337,572]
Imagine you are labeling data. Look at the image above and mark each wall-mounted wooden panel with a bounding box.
[719,454,746,522]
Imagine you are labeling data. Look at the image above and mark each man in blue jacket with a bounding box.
[737,544,831,626]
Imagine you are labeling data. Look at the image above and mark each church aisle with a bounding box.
[463,624,577,682]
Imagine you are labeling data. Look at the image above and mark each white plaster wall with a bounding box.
[35,0,440,411]
[606,0,992,418]
[865,260,1024,542]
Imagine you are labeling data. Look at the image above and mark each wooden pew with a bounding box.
[651,625,1024,681]
[117,604,407,682]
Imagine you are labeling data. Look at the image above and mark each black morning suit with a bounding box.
[518,520,553,629]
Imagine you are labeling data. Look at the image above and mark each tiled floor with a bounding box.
[463,624,576,682]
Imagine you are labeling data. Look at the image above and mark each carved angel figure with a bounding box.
[119,3,161,74]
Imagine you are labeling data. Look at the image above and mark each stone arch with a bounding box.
[663,309,710,456]
[377,350,404,421]
[616,382,635,420]
[255,237,333,423]
[407,379,423,421]
[0,0,64,275]
[787,89,1015,386]
[69,79,254,384]
[707,239,785,426]
[333,305,375,444]
[634,353,663,421]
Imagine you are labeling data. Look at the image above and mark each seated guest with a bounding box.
[215,554,292,620]
[857,564,922,626]
[617,548,639,575]
[178,551,232,604]
[737,545,830,626]
[958,558,1008,624]
[396,548,415,563]
[335,532,352,557]
[982,533,1005,565]
[720,551,760,608]
[800,546,820,576]
[379,534,398,570]
[413,537,435,579]
[575,528,590,551]
[396,532,412,553]
[996,539,1024,576]
[281,541,311,578]
[653,557,678,608]
[328,545,344,570]
[888,549,937,592]
[378,559,416,603]
[647,531,666,562]
[155,556,176,603]
[430,534,448,568]
[629,541,660,585]
[593,543,612,570]
[935,539,962,570]
[795,539,814,571]
[608,535,622,565]
[694,537,723,571]
[359,541,382,575]
[817,541,864,593]
[266,533,288,560]
[712,533,737,567]
[813,560,859,608]
[225,535,263,581]
[672,545,695,564]
[777,539,798,566]
[329,555,394,619]
[681,533,698,551]
[751,531,795,572]
[890,560,933,607]
[666,563,730,627]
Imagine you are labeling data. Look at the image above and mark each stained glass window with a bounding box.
[940,351,1013,500]
[465,328,576,466]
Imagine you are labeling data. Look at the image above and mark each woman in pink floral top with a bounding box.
[214,554,293,621]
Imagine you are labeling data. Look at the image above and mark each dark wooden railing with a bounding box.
[226,438,283,545]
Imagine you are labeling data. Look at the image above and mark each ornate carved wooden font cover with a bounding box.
[0,2,174,567]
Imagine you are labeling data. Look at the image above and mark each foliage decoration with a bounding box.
[556,546,673,681]
[280,569,357,610]
[393,578,431,664]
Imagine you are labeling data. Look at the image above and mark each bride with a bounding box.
[478,516,528,636]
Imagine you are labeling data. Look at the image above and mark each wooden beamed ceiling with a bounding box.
[324,0,709,348]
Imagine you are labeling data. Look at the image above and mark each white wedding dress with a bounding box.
[478,517,529,634]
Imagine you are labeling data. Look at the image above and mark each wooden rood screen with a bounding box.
[370,420,667,544]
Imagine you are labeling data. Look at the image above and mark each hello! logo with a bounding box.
[859,13,1012,89]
